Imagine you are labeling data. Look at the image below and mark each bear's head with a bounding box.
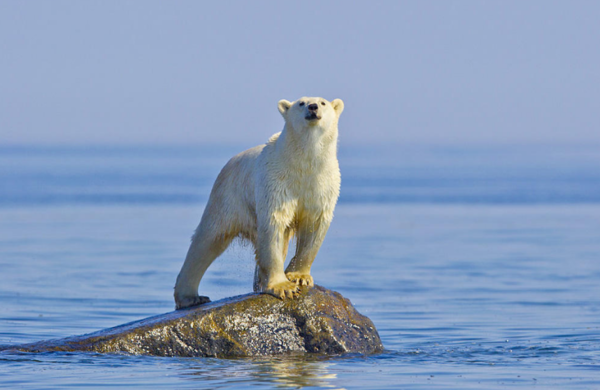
[277,97,344,135]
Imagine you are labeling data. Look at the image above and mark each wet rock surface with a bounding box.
[8,286,383,357]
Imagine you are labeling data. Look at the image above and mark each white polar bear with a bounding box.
[174,97,344,309]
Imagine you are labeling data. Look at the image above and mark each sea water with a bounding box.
[1,144,599,389]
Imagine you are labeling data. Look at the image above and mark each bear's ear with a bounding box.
[278,100,292,116]
[332,99,344,116]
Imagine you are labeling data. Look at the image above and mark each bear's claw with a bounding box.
[285,272,314,287]
[175,295,211,310]
[264,280,301,300]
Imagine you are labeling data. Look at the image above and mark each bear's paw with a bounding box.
[264,280,301,300]
[175,295,211,310]
[286,272,314,287]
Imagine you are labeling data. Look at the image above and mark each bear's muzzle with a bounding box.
[305,104,321,120]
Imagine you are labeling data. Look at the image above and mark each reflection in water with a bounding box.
[180,356,345,389]
[254,358,342,389]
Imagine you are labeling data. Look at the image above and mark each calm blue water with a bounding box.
[1,144,600,389]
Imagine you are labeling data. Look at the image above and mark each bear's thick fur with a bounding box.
[174,97,344,309]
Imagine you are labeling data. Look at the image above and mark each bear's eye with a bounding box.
[299,102,305,107]
[321,102,326,106]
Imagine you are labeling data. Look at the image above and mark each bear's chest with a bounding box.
[286,163,330,191]
[281,165,339,212]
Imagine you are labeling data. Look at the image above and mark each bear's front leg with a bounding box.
[255,222,300,300]
[285,218,330,287]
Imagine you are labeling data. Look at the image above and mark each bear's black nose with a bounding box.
[308,103,318,111]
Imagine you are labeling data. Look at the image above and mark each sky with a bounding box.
[1,1,599,147]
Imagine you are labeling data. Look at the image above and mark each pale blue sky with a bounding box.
[1,1,599,146]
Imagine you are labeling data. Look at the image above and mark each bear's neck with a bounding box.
[275,124,338,166]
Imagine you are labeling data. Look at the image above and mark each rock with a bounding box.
[7,286,383,357]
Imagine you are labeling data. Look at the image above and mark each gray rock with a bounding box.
[7,286,383,357]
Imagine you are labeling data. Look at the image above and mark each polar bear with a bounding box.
[174,97,344,309]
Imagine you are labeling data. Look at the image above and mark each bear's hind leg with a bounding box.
[174,230,233,309]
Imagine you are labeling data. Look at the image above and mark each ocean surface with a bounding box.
[1,144,599,389]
